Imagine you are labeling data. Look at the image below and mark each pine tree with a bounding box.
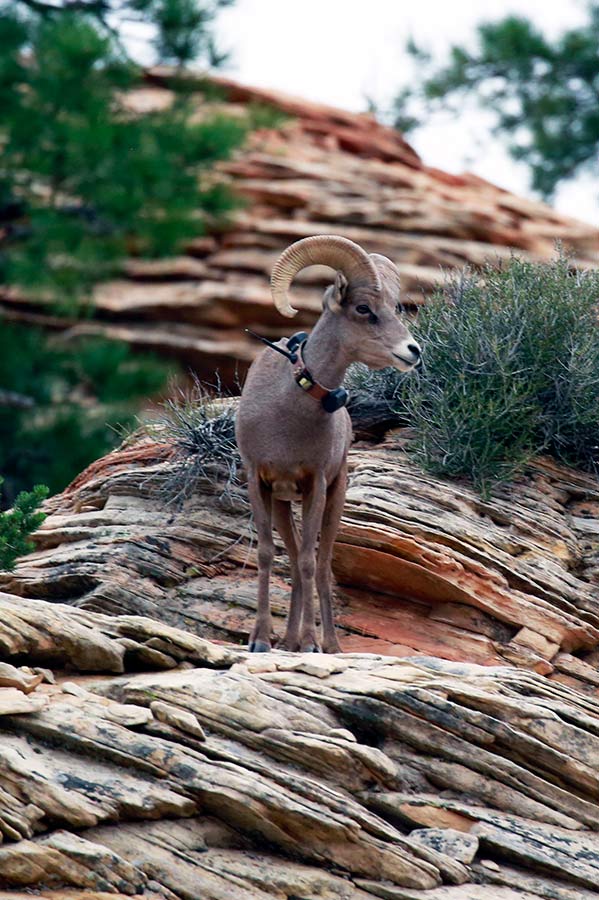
[0,0,245,506]
[394,7,599,199]
[0,478,48,570]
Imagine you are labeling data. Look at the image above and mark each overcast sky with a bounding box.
[212,0,598,226]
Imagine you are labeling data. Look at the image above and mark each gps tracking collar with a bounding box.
[245,329,349,414]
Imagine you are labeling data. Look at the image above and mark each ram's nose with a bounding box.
[392,340,422,368]
[406,342,421,362]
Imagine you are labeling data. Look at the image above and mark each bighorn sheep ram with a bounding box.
[236,235,421,653]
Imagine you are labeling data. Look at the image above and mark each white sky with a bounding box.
[213,0,598,226]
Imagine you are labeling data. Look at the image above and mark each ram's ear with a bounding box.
[324,271,349,313]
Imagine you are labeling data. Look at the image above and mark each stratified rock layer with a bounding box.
[1,432,599,896]
[4,429,599,690]
[1,72,597,383]
[3,622,599,897]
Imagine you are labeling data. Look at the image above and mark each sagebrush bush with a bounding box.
[348,254,599,495]
[345,364,409,436]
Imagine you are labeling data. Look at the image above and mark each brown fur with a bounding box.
[235,251,420,652]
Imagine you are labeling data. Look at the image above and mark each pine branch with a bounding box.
[17,0,112,14]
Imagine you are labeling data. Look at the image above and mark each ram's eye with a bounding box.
[356,304,371,315]
[395,302,403,315]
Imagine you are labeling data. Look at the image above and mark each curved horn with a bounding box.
[270,235,381,318]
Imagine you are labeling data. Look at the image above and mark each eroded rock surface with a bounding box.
[4,430,599,692]
[1,72,597,384]
[1,433,599,896]
[2,627,599,897]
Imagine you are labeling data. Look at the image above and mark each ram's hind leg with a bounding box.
[272,499,302,651]
[316,465,347,654]
[248,475,274,652]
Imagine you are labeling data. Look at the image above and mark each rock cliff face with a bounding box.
[1,71,598,384]
[4,429,599,685]
[5,642,599,899]
[1,433,599,896]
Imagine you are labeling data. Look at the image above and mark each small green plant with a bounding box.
[0,478,48,570]
[348,253,599,495]
[246,102,291,131]
[346,364,408,418]
[145,374,241,507]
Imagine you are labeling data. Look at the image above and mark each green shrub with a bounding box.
[144,375,241,508]
[348,253,599,495]
[0,478,48,570]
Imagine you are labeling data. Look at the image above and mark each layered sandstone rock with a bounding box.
[3,428,599,689]
[3,608,599,897]
[1,71,597,384]
[1,432,599,896]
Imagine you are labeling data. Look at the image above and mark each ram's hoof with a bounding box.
[249,640,271,653]
[278,633,300,651]
[300,641,322,653]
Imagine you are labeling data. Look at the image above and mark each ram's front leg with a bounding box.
[247,474,274,652]
[316,465,346,654]
[298,474,327,652]
[272,499,302,651]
